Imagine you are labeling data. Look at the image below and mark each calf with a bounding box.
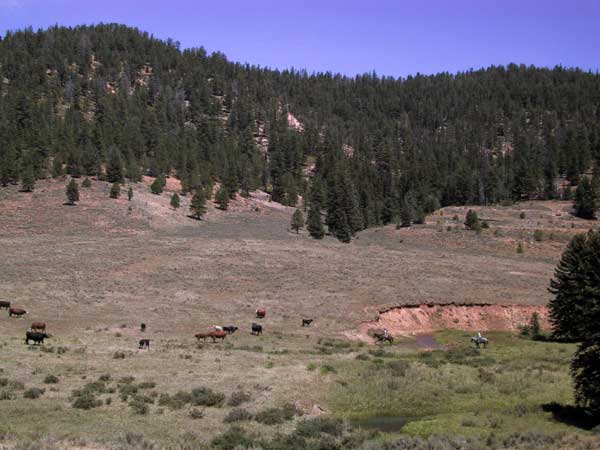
[0,300,10,309]
[139,339,151,349]
[255,308,266,319]
[223,326,238,334]
[31,322,46,332]
[140,323,146,332]
[302,319,313,327]
[9,307,27,317]
[251,323,263,335]
[25,331,49,345]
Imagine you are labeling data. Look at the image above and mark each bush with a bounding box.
[387,360,410,377]
[520,212,526,219]
[0,391,13,400]
[44,375,59,384]
[119,383,138,401]
[98,374,111,382]
[190,387,225,407]
[81,177,92,188]
[23,387,45,399]
[211,426,254,450]
[517,242,524,254]
[113,351,126,359]
[307,362,317,371]
[189,407,204,419]
[129,397,149,415]
[534,229,544,242]
[138,381,156,390]
[223,408,253,423]
[295,418,344,438]
[254,403,300,425]
[227,390,251,407]
[71,391,102,410]
[320,365,337,375]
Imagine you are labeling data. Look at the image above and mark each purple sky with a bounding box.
[1,0,598,77]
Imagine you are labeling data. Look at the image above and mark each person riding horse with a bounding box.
[471,331,489,348]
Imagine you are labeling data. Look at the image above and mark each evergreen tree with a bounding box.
[109,182,120,199]
[399,202,413,228]
[150,176,163,195]
[307,179,325,239]
[529,312,542,340]
[548,230,600,341]
[574,178,597,219]
[127,186,133,201]
[291,209,304,234]
[170,192,180,209]
[464,209,481,231]
[65,179,79,205]
[215,186,229,210]
[20,164,35,192]
[571,337,600,414]
[190,189,208,220]
[82,177,92,188]
[106,147,124,183]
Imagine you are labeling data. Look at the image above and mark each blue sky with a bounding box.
[1,0,598,77]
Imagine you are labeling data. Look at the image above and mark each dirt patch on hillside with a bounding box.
[359,302,549,337]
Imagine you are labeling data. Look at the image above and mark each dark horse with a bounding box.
[373,330,394,344]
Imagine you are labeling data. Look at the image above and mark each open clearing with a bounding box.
[0,179,598,449]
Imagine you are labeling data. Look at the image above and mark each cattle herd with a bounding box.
[2,300,326,349]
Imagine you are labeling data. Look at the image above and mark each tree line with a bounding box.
[2,24,600,240]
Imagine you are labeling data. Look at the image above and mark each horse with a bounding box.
[373,330,393,344]
[471,336,489,348]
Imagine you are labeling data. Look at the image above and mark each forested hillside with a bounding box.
[1,24,600,241]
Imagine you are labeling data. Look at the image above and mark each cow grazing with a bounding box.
[139,339,151,349]
[302,319,314,327]
[255,308,266,319]
[31,322,46,332]
[251,323,263,335]
[0,300,10,309]
[195,331,227,343]
[9,307,27,317]
[223,326,238,334]
[25,331,49,345]
[140,323,146,332]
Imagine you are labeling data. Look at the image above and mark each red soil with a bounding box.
[360,303,550,337]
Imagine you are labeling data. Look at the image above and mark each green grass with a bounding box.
[328,331,578,439]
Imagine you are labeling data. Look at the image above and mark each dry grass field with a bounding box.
[0,178,598,449]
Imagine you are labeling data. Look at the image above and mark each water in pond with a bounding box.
[350,415,408,433]
[415,334,441,349]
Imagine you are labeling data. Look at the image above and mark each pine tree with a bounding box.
[106,147,124,183]
[65,179,79,205]
[190,189,208,220]
[109,182,120,199]
[215,186,229,210]
[82,177,92,188]
[20,164,35,192]
[529,312,542,340]
[127,186,133,201]
[464,209,481,231]
[574,177,597,219]
[399,202,412,227]
[307,179,325,239]
[150,176,163,195]
[170,192,180,209]
[571,337,600,414]
[548,230,600,341]
[291,209,304,234]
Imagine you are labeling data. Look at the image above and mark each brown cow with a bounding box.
[195,330,227,343]
[31,322,46,332]
[255,308,266,318]
[8,307,27,317]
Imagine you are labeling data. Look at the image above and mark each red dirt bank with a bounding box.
[360,302,549,336]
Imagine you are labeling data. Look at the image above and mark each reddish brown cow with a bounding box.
[195,330,227,343]
[255,308,266,318]
[8,307,27,317]
[31,322,46,332]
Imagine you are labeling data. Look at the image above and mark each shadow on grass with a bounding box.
[542,402,600,430]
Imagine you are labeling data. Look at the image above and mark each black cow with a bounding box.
[302,319,314,327]
[223,326,238,334]
[0,300,10,309]
[140,323,146,332]
[139,339,150,349]
[251,323,263,335]
[25,331,49,345]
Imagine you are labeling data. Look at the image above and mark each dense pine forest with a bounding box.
[1,24,600,241]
